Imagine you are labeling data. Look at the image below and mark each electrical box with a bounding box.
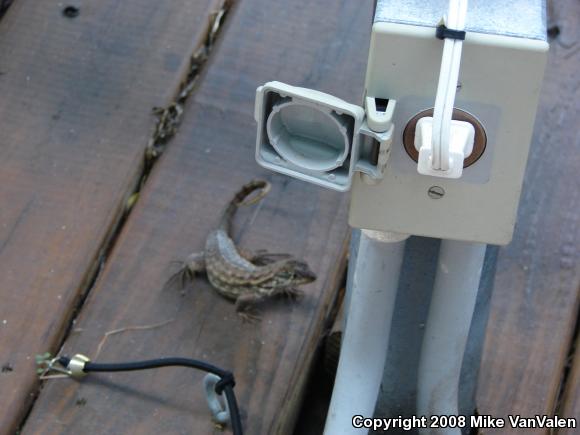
[255,0,548,245]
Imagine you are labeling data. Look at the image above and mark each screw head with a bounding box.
[428,186,445,199]
[62,5,80,18]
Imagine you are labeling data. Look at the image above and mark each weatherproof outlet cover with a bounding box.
[255,81,365,191]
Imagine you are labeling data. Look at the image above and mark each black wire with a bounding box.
[58,356,243,435]
[223,386,243,435]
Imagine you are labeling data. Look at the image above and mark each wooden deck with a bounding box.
[477,0,580,429]
[0,0,578,434]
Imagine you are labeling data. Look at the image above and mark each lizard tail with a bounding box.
[219,179,271,234]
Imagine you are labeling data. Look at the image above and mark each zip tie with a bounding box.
[435,24,466,40]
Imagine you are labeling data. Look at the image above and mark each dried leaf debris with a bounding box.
[145,2,231,164]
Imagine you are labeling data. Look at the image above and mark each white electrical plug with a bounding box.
[414,116,474,179]
[423,0,469,177]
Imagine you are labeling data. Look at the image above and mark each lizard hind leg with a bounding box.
[239,248,293,266]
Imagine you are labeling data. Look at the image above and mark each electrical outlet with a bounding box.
[350,3,548,245]
[255,0,548,245]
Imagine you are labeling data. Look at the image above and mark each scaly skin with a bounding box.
[166,180,316,321]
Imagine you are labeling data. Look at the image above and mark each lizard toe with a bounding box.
[238,309,262,324]
[282,287,304,301]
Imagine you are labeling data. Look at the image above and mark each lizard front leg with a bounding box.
[184,252,206,273]
[165,252,206,290]
[278,287,304,301]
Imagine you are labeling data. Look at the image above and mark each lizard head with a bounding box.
[251,252,316,285]
[284,259,317,285]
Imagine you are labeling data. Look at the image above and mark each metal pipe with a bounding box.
[417,240,487,435]
[323,230,408,435]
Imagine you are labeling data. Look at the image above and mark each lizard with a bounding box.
[166,179,316,321]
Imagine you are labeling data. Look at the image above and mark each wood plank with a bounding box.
[559,332,580,434]
[476,0,580,430]
[21,0,372,434]
[0,0,224,432]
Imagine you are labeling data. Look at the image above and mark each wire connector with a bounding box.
[36,353,90,380]
[66,354,91,378]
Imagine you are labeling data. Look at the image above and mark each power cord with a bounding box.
[37,354,244,435]
[431,0,468,171]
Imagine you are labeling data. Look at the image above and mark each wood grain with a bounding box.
[21,0,373,434]
[476,0,580,430]
[0,0,223,432]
